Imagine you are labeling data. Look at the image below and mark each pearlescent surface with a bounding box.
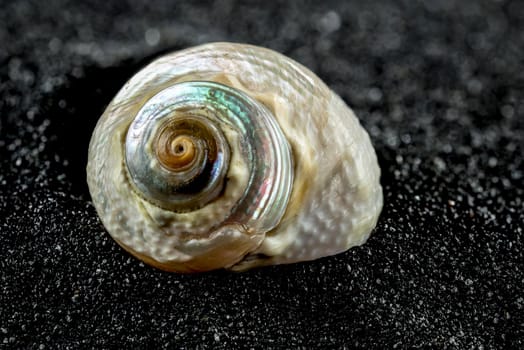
[87,42,383,272]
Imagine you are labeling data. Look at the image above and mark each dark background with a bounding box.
[1,0,523,348]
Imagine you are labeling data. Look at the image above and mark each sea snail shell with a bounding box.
[87,42,383,272]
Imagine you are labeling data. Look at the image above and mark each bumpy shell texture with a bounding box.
[87,42,383,272]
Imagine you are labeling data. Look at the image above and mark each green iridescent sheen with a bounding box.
[125,81,293,233]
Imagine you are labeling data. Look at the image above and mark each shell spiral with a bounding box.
[87,42,383,272]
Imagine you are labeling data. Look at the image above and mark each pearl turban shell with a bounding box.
[86,42,383,272]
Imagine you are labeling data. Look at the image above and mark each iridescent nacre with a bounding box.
[87,42,383,272]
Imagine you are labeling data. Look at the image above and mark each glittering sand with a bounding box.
[0,1,522,348]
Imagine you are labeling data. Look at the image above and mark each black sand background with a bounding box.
[1,1,523,348]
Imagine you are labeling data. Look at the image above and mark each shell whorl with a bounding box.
[86,42,383,272]
[124,81,293,223]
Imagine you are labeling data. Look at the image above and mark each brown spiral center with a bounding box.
[151,116,223,196]
[157,133,197,171]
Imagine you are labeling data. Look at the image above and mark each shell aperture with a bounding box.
[87,43,383,272]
